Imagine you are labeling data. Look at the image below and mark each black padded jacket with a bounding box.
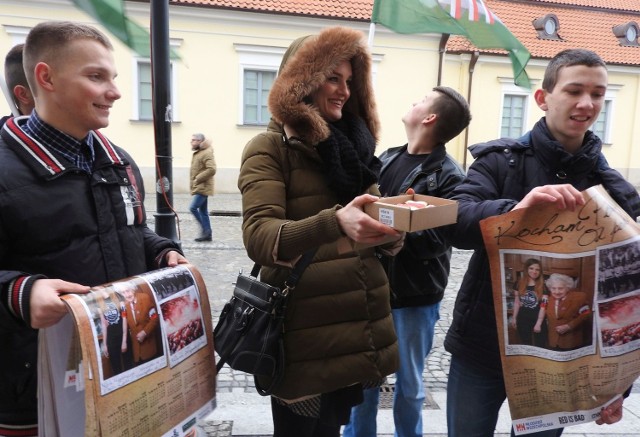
[0,116,181,431]
[443,118,640,375]
[378,143,465,308]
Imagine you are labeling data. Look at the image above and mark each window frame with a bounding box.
[497,78,533,139]
[241,68,276,126]
[591,84,621,145]
[592,99,612,144]
[132,59,179,122]
[500,94,528,139]
[131,39,182,122]
[234,44,285,126]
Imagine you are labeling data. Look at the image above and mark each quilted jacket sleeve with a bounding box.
[444,150,519,251]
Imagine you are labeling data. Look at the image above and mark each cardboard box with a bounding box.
[335,194,457,254]
[364,194,458,232]
[336,234,399,254]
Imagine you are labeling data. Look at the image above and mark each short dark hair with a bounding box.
[4,44,28,95]
[431,86,472,144]
[542,49,606,92]
[24,21,113,94]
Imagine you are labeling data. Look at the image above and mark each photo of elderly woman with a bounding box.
[545,273,592,351]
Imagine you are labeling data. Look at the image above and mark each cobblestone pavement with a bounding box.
[147,193,640,437]
[145,193,470,397]
[145,193,470,435]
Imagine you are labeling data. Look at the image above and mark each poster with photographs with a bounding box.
[69,278,168,396]
[500,251,597,362]
[38,265,216,437]
[596,237,640,357]
[480,185,640,435]
[143,267,207,368]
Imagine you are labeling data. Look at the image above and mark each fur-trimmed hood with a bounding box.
[268,26,380,145]
[197,137,212,151]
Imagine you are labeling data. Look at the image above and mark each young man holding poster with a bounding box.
[444,49,640,436]
[0,21,186,436]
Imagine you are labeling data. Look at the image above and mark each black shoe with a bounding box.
[195,232,212,242]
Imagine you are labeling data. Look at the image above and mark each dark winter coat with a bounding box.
[0,116,181,429]
[238,27,397,400]
[378,144,465,308]
[444,118,640,375]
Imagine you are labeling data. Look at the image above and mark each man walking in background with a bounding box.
[190,133,216,242]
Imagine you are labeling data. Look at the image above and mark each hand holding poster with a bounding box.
[480,185,640,434]
[38,264,216,437]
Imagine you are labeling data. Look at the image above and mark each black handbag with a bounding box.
[214,250,316,396]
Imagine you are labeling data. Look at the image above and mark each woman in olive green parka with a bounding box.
[238,26,400,436]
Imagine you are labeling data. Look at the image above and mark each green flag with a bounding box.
[372,0,531,88]
[71,0,152,57]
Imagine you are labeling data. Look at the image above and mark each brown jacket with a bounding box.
[126,292,160,362]
[546,291,591,350]
[238,27,397,400]
[190,137,216,196]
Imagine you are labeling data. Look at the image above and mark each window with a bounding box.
[131,38,181,122]
[137,62,153,120]
[612,22,640,47]
[243,69,275,125]
[235,44,285,126]
[592,99,611,143]
[501,94,527,138]
[532,14,561,41]
[133,60,177,121]
[591,84,621,145]
[497,78,538,139]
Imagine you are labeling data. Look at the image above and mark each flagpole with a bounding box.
[150,0,179,243]
[367,22,376,48]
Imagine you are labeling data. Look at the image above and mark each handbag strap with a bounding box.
[249,248,317,292]
[215,249,317,375]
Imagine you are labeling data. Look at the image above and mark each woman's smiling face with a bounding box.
[527,263,541,280]
[310,60,352,122]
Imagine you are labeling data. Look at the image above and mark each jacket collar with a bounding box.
[2,116,126,178]
[381,143,447,175]
[530,117,601,179]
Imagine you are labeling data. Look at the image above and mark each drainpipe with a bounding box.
[437,34,450,86]
[463,51,480,170]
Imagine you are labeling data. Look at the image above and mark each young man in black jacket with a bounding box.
[0,21,186,436]
[344,86,470,437]
[444,49,639,436]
